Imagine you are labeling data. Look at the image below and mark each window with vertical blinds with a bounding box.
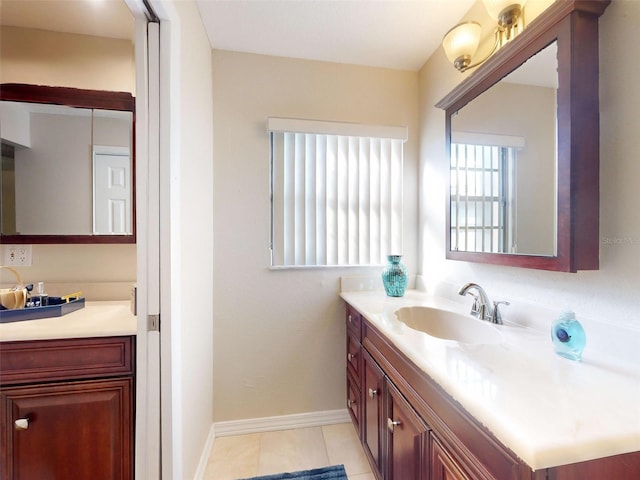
[268,118,407,267]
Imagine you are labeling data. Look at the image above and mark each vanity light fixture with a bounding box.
[442,0,527,72]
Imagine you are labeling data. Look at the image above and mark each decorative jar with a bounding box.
[551,310,586,361]
[381,255,407,297]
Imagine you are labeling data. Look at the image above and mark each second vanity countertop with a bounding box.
[341,290,640,472]
[0,300,137,342]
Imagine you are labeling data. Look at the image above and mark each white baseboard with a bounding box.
[193,423,216,480]
[214,409,351,437]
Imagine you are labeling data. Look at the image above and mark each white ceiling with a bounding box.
[1,0,476,72]
[197,0,477,71]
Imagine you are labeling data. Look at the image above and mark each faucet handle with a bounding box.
[490,301,510,324]
[465,293,482,318]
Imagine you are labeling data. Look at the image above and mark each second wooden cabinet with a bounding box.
[0,336,135,480]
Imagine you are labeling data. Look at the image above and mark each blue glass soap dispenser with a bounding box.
[551,311,586,361]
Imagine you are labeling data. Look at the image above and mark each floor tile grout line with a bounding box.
[320,425,333,468]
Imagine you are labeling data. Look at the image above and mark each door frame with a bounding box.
[127,0,182,478]
[125,1,162,478]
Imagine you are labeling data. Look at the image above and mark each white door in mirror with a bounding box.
[93,149,131,234]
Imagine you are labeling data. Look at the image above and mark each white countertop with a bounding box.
[341,290,640,471]
[0,300,137,342]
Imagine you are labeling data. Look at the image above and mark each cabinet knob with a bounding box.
[368,388,378,399]
[347,353,356,362]
[387,418,401,433]
[347,399,356,409]
[348,314,353,323]
[14,418,29,430]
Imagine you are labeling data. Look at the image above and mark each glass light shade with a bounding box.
[442,22,482,65]
[482,0,527,20]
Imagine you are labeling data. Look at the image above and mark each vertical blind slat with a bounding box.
[305,134,316,265]
[316,135,327,265]
[337,136,348,265]
[369,138,380,264]
[326,135,338,265]
[294,133,305,265]
[379,139,390,257]
[271,133,284,265]
[283,133,295,265]
[357,139,367,264]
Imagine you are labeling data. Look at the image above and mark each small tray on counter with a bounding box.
[0,297,85,324]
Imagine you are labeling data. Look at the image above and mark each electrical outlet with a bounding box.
[3,245,32,266]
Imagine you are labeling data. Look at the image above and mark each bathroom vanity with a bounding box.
[343,291,640,480]
[0,302,136,480]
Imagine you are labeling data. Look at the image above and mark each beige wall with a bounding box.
[1,26,134,92]
[169,1,215,478]
[419,0,639,330]
[211,50,419,421]
[0,26,135,297]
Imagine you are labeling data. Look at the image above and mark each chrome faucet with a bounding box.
[457,282,509,324]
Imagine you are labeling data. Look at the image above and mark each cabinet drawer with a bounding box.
[0,336,135,386]
[346,305,362,340]
[347,330,362,380]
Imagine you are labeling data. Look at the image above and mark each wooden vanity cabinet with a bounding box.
[345,301,640,480]
[348,307,429,480]
[346,302,524,480]
[0,336,135,480]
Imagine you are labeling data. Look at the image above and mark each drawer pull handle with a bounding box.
[347,399,356,408]
[347,353,357,362]
[368,388,378,399]
[348,314,353,323]
[387,418,401,433]
[14,418,29,430]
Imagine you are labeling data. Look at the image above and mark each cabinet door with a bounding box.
[363,351,385,479]
[347,371,361,434]
[1,378,133,480]
[347,330,362,381]
[431,434,471,480]
[386,381,428,480]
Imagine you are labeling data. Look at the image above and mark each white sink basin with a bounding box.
[394,306,503,344]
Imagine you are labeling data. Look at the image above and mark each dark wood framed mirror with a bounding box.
[436,0,609,272]
[1,83,135,244]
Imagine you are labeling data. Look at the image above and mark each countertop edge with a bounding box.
[0,300,137,342]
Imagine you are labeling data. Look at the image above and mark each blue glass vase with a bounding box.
[382,255,407,297]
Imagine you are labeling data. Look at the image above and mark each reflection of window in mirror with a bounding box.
[449,41,558,258]
[451,134,520,254]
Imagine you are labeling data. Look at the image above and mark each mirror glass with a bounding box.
[449,41,558,256]
[1,101,133,236]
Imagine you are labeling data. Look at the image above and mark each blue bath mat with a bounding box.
[238,464,347,480]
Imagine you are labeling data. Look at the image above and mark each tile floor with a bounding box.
[203,422,375,480]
